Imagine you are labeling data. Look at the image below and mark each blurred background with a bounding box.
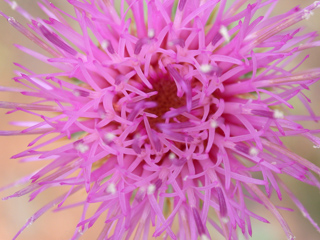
[0,0,319,239]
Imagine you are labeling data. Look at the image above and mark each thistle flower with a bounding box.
[1,0,320,239]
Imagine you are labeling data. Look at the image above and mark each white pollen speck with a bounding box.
[249,147,259,157]
[27,217,34,227]
[73,90,80,97]
[148,29,155,38]
[222,217,229,223]
[288,235,296,240]
[200,64,212,73]
[302,9,314,20]
[75,142,89,153]
[313,145,320,149]
[169,152,176,160]
[219,25,230,42]
[101,40,108,49]
[11,1,18,10]
[210,120,218,128]
[147,184,156,195]
[107,183,116,194]
[273,109,284,119]
[183,175,188,181]
[201,234,210,240]
[271,162,277,165]
[168,41,174,47]
[105,132,116,141]
[7,16,15,23]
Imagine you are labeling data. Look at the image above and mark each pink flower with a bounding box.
[1,0,320,239]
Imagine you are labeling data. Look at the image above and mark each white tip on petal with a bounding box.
[169,152,176,160]
[73,91,80,97]
[273,109,284,119]
[302,9,314,20]
[101,40,109,49]
[200,64,213,73]
[105,132,116,141]
[75,142,89,153]
[314,1,320,8]
[107,183,116,194]
[148,29,155,38]
[313,145,320,149]
[222,217,229,223]
[7,17,15,23]
[147,184,156,195]
[249,147,259,157]
[201,234,210,240]
[11,1,18,10]
[168,41,174,47]
[288,235,296,240]
[210,120,218,128]
[219,25,230,42]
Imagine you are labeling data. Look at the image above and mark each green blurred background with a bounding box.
[0,1,319,239]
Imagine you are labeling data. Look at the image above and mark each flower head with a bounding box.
[1,0,320,239]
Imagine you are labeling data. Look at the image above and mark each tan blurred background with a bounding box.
[0,1,319,239]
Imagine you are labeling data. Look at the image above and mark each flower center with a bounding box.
[146,77,186,128]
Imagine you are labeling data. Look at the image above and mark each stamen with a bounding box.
[251,110,274,118]
[249,147,259,157]
[154,179,162,191]
[150,129,162,152]
[216,187,228,221]
[101,40,108,50]
[219,25,230,42]
[38,23,77,56]
[210,120,218,128]
[200,64,213,73]
[134,38,149,54]
[234,143,250,155]
[101,40,115,54]
[166,64,192,112]
[147,184,156,195]
[273,109,284,119]
[6,17,59,57]
[105,132,116,142]
[178,0,187,11]
[73,89,90,97]
[148,29,155,38]
[172,157,187,167]
[212,33,222,45]
[192,207,206,235]
[302,9,314,20]
[201,234,210,240]
[11,1,18,10]
[74,141,89,153]
[169,38,186,48]
[132,138,141,154]
[106,183,116,194]
[168,152,176,160]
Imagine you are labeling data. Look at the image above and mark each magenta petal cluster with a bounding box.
[1,0,320,239]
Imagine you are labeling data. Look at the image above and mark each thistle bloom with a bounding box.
[1,0,320,239]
